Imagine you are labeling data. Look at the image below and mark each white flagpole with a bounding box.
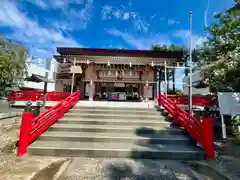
[189,12,193,115]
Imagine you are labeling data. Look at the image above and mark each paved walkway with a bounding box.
[58,158,199,180]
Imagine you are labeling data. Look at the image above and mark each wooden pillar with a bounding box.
[172,69,175,92]
[89,80,95,101]
[144,80,149,102]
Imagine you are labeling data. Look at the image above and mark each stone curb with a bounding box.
[0,112,21,120]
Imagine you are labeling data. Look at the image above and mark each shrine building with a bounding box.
[54,48,183,101]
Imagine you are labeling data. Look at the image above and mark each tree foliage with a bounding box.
[197,0,240,91]
[0,35,28,88]
[152,44,184,52]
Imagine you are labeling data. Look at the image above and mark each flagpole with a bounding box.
[189,12,193,115]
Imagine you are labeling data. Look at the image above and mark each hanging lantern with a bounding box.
[129,70,132,76]
[86,59,89,64]
[63,58,66,63]
[115,71,118,76]
[129,61,132,68]
[107,60,110,66]
[151,61,154,67]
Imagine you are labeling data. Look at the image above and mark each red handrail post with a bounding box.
[17,112,33,157]
[202,117,215,160]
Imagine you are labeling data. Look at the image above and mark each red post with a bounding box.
[17,112,33,157]
[202,117,215,160]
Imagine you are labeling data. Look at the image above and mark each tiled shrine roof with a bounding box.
[56,47,183,59]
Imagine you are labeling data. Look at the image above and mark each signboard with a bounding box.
[218,92,240,115]
[70,65,82,74]
[114,83,125,87]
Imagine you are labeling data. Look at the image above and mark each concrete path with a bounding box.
[58,158,199,180]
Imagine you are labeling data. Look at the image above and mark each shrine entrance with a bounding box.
[94,81,141,101]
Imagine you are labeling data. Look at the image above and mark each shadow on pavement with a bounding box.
[105,109,199,180]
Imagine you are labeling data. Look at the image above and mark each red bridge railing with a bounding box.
[17,90,80,157]
[167,95,218,107]
[158,94,215,160]
[8,90,71,101]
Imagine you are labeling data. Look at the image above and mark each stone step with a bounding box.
[68,108,160,115]
[72,106,157,112]
[39,131,194,145]
[57,118,168,126]
[49,123,183,134]
[28,141,205,160]
[63,113,162,120]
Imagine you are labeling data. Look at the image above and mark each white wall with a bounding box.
[22,58,56,91]
[183,71,210,95]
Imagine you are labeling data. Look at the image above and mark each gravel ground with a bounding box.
[0,116,239,180]
[0,117,67,180]
[59,158,199,180]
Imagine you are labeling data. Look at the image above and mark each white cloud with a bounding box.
[123,12,130,20]
[106,28,171,50]
[24,0,85,9]
[113,10,122,19]
[134,19,150,33]
[101,5,112,20]
[0,1,81,58]
[22,0,94,30]
[101,4,133,21]
[168,19,180,25]
[174,30,207,48]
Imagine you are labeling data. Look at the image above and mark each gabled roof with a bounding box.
[24,74,53,83]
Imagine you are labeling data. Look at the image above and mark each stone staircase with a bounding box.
[28,105,205,160]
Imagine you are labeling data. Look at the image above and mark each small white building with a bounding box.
[183,71,210,95]
[19,58,57,91]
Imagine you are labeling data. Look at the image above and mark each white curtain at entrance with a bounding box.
[148,85,153,98]
[85,83,90,96]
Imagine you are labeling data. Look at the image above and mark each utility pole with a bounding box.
[189,12,193,115]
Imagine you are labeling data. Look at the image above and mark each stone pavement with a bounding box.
[58,158,199,180]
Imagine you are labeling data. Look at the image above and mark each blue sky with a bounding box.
[0,0,234,58]
[0,0,234,88]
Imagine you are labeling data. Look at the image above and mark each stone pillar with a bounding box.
[89,80,95,101]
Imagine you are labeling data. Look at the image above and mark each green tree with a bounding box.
[152,44,184,92]
[0,35,28,89]
[197,0,240,91]
[152,44,184,52]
